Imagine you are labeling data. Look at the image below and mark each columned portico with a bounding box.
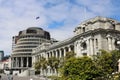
[11,56,32,72]
[42,44,74,62]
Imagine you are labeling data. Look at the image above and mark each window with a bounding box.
[83,53,87,56]
[83,27,85,32]
[96,39,98,49]
[27,29,37,34]
[81,42,87,50]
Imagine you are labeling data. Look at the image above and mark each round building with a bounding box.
[11,27,51,73]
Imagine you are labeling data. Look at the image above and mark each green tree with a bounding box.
[53,57,60,76]
[111,50,120,72]
[94,50,113,76]
[65,51,75,60]
[34,57,47,75]
[34,59,41,74]
[34,59,41,71]
[47,57,60,75]
[61,56,102,80]
[59,51,76,76]
[40,57,48,75]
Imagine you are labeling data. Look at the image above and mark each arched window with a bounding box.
[81,42,87,50]
[83,27,85,32]
[113,24,115,30]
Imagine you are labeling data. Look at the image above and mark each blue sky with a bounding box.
[0,0,120,55]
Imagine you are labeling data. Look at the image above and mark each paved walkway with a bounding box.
[0,74,49,80]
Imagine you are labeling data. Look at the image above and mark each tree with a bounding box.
[111,50,120,72]
[34,59,41,74]
[34,57,47,75]
[47,57,60,75]
[61,56,102,80]
[94,50,113,76]
[40,57,47,75]
[65,51,75,60]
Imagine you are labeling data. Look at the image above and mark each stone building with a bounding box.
[11,27,51,74]
[32,16,120,76]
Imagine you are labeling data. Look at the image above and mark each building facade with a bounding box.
[0,51,4,61]
[32,16,120,76]
[11,27,51,73]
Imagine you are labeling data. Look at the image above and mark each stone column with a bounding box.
[112,38,115,50]
[21,57,23,67]
[59,49,62,58]
[90,38,94,55]
[87,39,90,56]
[26,57,28,67]
[17,57,19,67]
[64,48,66,57]
[108,37,112,51]
[52,51,54,57]
[68,46,71,52]
[46,53,48,60]
[94,39,96,55]
[32,56,35,66]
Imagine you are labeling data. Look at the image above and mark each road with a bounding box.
[0,74,49,80]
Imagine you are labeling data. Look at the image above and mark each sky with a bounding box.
[0,0,120,55]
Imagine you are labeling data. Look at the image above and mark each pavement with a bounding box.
[0,74,49,80]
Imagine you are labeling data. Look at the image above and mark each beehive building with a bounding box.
[11,27,51,73]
